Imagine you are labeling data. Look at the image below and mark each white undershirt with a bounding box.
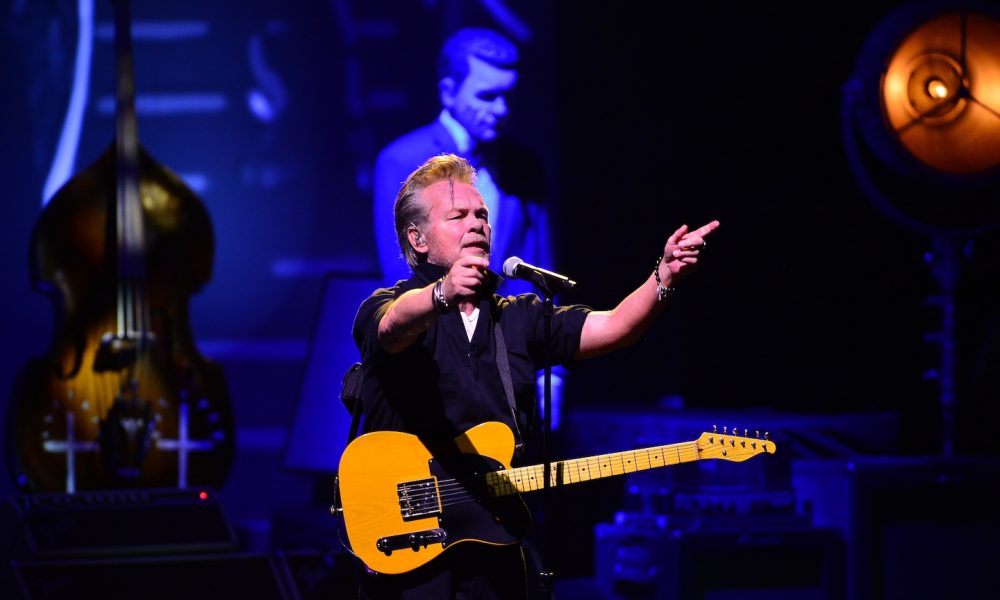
[461,307,480,341]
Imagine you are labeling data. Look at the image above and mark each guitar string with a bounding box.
[376,437,766,508]
[422,445,703,497]
[424,444,704,492]
[404,439,745,497]
[408,439,768,506]
[424,465,675,508]
[118,27,152,414]
[401,444,710,509]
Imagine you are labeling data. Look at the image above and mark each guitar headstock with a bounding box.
[695,426,776,462]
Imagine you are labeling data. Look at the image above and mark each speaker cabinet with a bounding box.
[2,487,237,558]
[0,488,280,600]
[595,520,844,600]
[793,456,1000,600]
[10,553,291,600]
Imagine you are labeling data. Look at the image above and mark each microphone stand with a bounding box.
[536,281,556,600]
[504,257,575,599]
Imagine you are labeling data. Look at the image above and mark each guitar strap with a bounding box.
[332,362,363,522]
[340,361,364,444]
[493,322,525,456]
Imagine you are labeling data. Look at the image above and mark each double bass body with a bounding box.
[8,145,235,492]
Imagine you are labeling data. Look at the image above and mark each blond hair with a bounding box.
[393,154,477,269]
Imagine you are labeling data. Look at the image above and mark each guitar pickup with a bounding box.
[376,528,448,555]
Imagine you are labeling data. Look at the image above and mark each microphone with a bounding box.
[502,256,576,293]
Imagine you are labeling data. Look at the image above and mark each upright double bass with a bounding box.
[6,0,235,492]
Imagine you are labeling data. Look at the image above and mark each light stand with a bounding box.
[843,0,1000,456]
[923,235,962,457]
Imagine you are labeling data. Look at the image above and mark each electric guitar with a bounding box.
[335,421,776,575]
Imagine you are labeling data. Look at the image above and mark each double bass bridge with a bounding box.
[94,330,157,372]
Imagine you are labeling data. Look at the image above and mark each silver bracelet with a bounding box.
[653,256,676,302]
[432,277,451,313]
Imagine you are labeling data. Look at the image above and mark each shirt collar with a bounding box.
[438,109,472,154]
[411,262,449,288]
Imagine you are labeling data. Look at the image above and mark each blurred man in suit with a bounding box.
[373,27,552,295]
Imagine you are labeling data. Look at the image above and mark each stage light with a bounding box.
[844,0,1000,234]
[842,1,1000,457]
[882,11,1000,175]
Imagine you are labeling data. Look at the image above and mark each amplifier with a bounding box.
[10,553,291,600]
[2,487,238,559]
[793,456,1000,600]
[594,517,845,600]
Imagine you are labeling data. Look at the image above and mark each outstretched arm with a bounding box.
[576,220,719,360]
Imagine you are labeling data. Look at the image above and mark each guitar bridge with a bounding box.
[376,528,448,555]
[398,477,441,520]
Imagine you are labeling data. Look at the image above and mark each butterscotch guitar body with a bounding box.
[337,421,774,575]
[337,421,530,575]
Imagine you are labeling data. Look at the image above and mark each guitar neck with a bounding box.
[485,440,700,497]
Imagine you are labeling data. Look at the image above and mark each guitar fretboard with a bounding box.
[484,441,701,497]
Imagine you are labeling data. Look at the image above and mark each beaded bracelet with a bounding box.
[432,277,452,314]
[653,256,676,302]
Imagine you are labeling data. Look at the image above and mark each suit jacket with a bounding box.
[372,120,554,296]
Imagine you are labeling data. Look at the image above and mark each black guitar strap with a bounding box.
[332,362,363,523]
[493,322,525,456]
[340,361,364,444]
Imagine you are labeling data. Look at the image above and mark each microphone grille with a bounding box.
[502,256,523,278]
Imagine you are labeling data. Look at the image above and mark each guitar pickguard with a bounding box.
[425,453,530,549]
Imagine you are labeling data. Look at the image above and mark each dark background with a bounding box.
[554,1,1000,455]
[2,0,999,597]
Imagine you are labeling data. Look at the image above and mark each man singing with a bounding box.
[353,153,718,599]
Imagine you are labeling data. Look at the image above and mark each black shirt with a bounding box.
[352,262,590,444]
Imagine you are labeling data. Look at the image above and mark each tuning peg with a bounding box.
[743,428,748,437]
[764,432,770,440]
[722,426,728,434]
[755,430,760,438]
[731,425,737,436]
[713,424,717,433]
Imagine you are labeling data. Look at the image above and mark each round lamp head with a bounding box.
[845,0,1000,233]
[881,11,1000,175]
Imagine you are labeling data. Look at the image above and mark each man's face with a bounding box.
[442,55,518,144]
[414,179,491,268]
